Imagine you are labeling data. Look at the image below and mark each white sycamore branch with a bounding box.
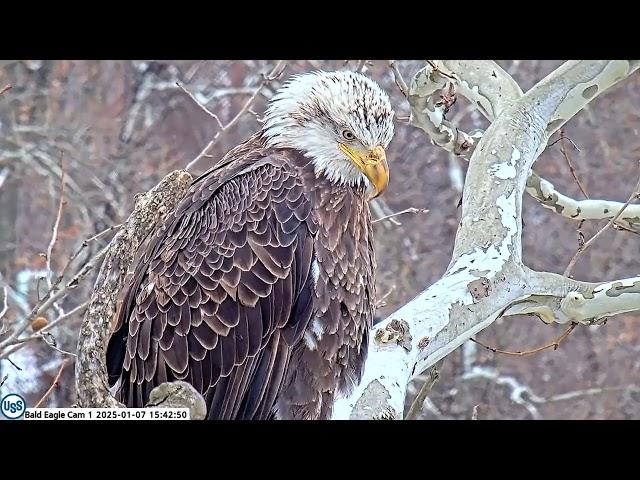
[331,60,640,420]
[526,171,640,229]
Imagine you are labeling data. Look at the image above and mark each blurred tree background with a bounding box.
[1,60,639,419]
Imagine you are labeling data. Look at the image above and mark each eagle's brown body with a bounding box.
[106,132,376,419]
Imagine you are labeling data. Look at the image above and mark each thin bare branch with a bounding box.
[375,285,396,309]
[186,61,288,171]
[176,81,224,129]
[0,84,11,96]
[54,223,122,293]
[405,365,440,420]
[355,60,367,73]
[45,153,66,317]
[0,300,90,358]
[5,357,22,371]
[34,360,69,408]
[559,130,589,199]
[389,60,408,97]
[471,405,479,420]
[0,286,8,336]
[564,167,640,276]
[0,286,7,321]
[40,335,77,358]
[371,207,429,225]
[0,245,109,356]
[470,323,577,357]
[545,384,640,402]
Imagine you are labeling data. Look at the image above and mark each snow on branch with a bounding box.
[331,60,639,420]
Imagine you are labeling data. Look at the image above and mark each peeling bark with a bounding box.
[332,60,640,420]
[526,171,640,227]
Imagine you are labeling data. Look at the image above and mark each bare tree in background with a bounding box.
[2,60,640,420]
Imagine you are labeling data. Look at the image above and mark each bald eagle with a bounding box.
[106,70,395,419]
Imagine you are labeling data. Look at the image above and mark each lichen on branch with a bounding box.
[74,170,208,418]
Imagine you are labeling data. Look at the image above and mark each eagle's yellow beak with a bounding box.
[339,144,389,198]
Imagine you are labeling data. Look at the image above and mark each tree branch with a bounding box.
[406,60,523,159]
[371,207,429,225]
[0,300,90,359]
[176,81,224,129]
[44,154,66,317]
[526,169,640,232]
[331,60,639,420]
[185,61,287,171]
[513,270,640,325]
[470,322,577,357]
[558,130,589,199]
[563,169,640,275]
[0,286,8,335]
[34,359,69,408]
[388,60,408,97]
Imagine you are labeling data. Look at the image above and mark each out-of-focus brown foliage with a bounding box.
[1,60,639,418]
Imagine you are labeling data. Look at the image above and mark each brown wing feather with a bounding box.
[106,139,316,419]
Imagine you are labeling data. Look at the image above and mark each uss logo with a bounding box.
[1,393,26,419]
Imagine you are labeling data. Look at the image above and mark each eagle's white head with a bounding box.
[262,70,395,198]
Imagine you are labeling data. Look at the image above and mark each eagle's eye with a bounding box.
[341,129,355,141]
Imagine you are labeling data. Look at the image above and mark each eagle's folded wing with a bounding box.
[106,157,316,419]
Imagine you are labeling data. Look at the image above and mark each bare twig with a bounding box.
[389,61,408,97]
[0,84,11,96]
[470,323,578,357]
[375,285,396,309]
[6,357,22,370]
[54,223,122,293]
[184,61,206,83]
[0,300,90,356]
[0,245,109,357]
[37,300,89,335]
[0,286,7,321]
[545,384,640,402]
[34,359,69,408]
[186,60,288,171]
[405,366,439,420]
[612,222,640,235]
[40,336,77,358]
[0,286,7,336]
[45,153,66,317]
[425,60,457,80]
[176,81,224,129]
[372,207,429,225]
[559,130,589,199]
[564,169,640,276]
